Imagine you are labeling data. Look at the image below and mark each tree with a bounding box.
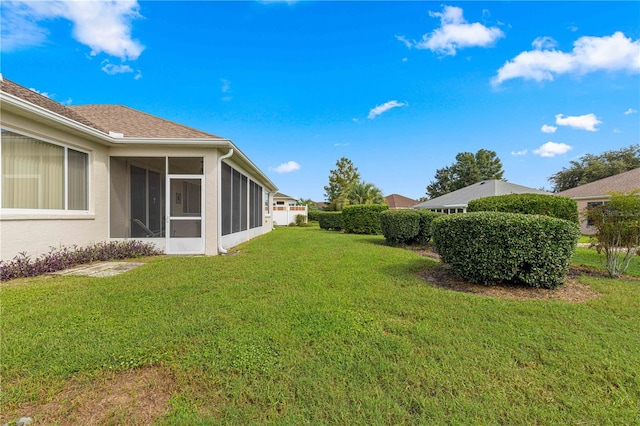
[297,198,318,209]
[324,157,361,207]
[584,191,640,278]
[425,149,504,198]
[345,181,385,206]
[549,145,640,192]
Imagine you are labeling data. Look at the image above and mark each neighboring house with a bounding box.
[0,77,278,261]
[385,193,418,209]
[314,201,327,210]
[413,180,548,213]
[272,192,307,226]
[556,167,640,234]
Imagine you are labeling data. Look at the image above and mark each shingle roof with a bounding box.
[0,78,109,133]
[556,167,640,198]
[385,193,418,208]
[273,192,297,200]
[414,180,549,209]
[68,104,221,139]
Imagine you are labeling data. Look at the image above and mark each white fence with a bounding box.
[272,205,308,226]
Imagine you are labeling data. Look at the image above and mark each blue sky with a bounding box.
[2,1,639,201]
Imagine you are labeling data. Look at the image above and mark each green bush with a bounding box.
[295,214,307,226]
[467,193,578,223]
[318,211,344,231]
[308,209,321,222]
[342,204,389,234]
[414,210,443,245]
[380,210,420,245]
[432,212,579,289]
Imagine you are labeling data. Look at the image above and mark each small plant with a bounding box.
[295,214,307,226]
[0,240,162,281]
[584,191,640,278]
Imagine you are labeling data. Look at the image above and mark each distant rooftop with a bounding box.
[414,180,549,209]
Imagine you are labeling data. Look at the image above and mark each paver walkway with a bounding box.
[52,262,144,277]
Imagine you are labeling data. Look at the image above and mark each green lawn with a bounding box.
[2,226,639,424]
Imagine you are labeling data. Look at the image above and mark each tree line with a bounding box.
[301,144,639,208]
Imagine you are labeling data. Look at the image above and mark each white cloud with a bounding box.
[533,142,572,157]
[101,63,134,75]
[541,124,557,134]
[28,87,52,98]
[624,108,638,115]
[134,70,143,80]
[399,5,503,55]
[511,149,528,156]
[1,0,144,60]
[271,161,301,173]
[61,98,73,106]
[493,31,640,86]
[555,113,601,132]
[613,128,622,134]
[368,100,407,119]
[221,79,231,93]
[532,36,557,50]
[220,79,233,101]
[334,142,350,147]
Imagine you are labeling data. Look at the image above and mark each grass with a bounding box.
[2,225,639,424]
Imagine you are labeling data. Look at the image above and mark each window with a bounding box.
[586,201,606,227]
[1,129,88,210]
[221,162,263,235]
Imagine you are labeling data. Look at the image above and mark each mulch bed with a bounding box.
[411,247,604,302]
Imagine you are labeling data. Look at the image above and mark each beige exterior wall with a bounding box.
[573,197,608,235]
[2,107,275,262]
[1,109,110,261]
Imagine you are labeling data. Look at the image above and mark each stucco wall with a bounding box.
[1,110,110,261]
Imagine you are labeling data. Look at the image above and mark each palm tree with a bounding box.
[346,181,385,205]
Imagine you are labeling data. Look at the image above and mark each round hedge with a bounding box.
[432,212,579,289]
[467,193,578,223]
[380,210,420,244]
[317,211,343,231]
[342,204,389,234]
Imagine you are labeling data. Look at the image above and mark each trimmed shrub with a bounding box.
[413,210,443,245]
[467,193,578,223]
[318,211,344,231]
[308,209,321,222]
[0,240,162,281]
[432,212,579,289]
[380,209,420,245]
[342,204,389,234]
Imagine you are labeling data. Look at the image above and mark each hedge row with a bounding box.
[467,193,578,223]
[380,209,442,245]
[308,209,321,222]
[432,212,579,289]
[318,211,344,231]
[342,204,389,234]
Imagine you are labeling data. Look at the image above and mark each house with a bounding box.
[272,192,307,226]
[384,193,418,209]
[0,77,278,261]
[413,180,548,214]
[556,167,640,234]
